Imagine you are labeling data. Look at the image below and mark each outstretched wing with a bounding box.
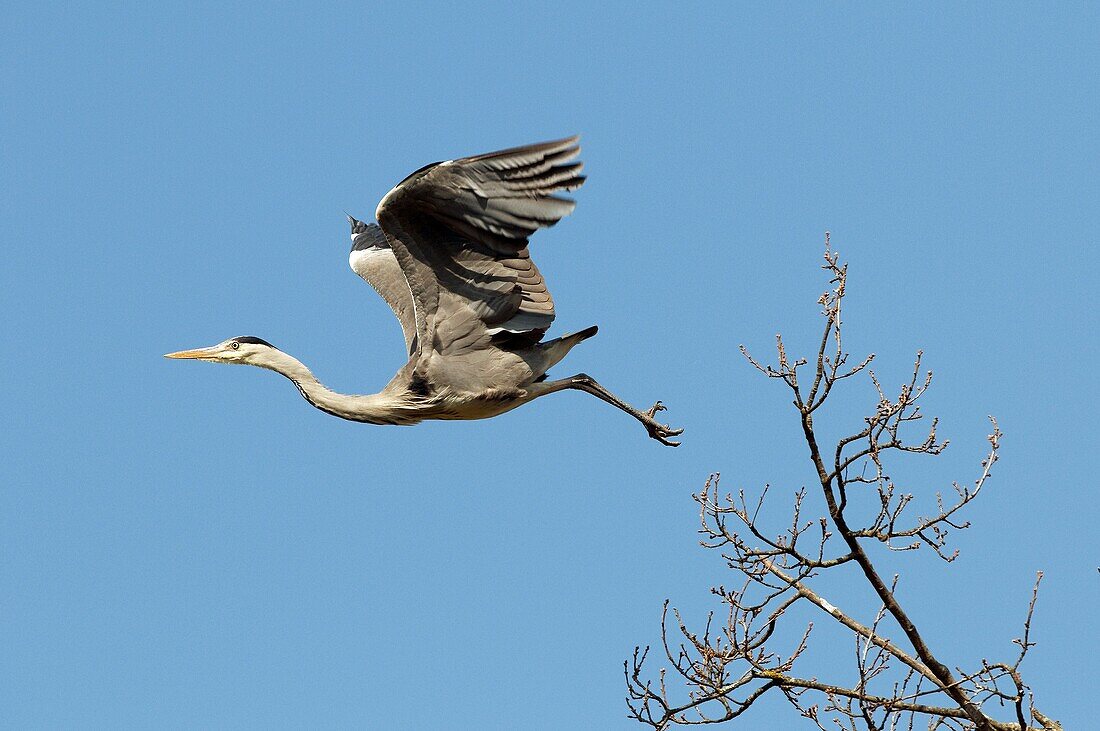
[348,217,418,355]
[374,136,584,356]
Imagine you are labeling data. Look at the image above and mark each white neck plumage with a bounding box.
[256,349,418,426]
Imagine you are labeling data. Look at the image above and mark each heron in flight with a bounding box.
[166,137,682,445]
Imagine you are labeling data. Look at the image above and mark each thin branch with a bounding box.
[627,244,1052,731]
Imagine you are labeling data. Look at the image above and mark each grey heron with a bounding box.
[166,137,682,446]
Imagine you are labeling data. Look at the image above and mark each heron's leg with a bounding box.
[536,373,682,446]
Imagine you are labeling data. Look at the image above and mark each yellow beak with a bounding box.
[163,346,218,360]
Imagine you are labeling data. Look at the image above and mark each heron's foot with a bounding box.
[642,401,683,447]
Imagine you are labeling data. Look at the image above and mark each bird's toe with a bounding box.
[645,401,667,419]
[645,419,684,447]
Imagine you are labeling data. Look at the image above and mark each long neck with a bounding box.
[258,349,415,425]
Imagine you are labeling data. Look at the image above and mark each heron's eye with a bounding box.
[231,342,240,350]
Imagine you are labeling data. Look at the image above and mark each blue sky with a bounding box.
[2,3,1096,728]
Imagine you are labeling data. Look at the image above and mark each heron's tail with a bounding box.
[535,325,599,376]
[563,325,599,345]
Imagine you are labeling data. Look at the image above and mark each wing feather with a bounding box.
[347,218,418,355]
[375,136,584,355]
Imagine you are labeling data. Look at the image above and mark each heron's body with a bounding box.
[167,137,681,445]
[280,324,596,426]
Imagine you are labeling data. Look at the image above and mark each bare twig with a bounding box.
[627,243,1055,731]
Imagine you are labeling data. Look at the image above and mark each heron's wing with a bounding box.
[348,220,418,355]
[375,136,584,356]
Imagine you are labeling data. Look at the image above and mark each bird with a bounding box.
[165,136,682,446]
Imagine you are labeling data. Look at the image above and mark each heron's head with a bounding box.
[164,336,280,366]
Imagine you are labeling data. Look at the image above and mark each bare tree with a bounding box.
[625,240,1059,731]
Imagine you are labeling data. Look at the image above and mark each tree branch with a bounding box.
[627,242,1057,731]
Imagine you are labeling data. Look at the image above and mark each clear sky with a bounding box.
[2,3,1096,728]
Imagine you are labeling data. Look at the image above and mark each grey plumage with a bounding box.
[348,220,418,355]
[167,137,682,445]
